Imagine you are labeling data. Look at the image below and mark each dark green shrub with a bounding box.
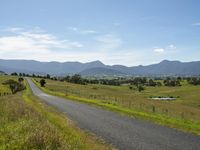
[40,79,46,87]
[2,79,25,94]
[138,85,144,92]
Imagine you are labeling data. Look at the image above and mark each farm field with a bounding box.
[33,78,200,135]
[0,75,113,150]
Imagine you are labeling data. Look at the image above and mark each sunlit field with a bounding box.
[34,78,200,134]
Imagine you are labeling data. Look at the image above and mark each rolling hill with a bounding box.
[0,59,199,76]
[79,67,126,76]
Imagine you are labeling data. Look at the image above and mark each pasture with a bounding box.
[34,78,200,134]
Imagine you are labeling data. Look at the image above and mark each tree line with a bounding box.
[10,72,200,87]
[186,77,200,85]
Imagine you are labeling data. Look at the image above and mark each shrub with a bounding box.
[40,79,46,87]
[2,79,26,94]
[163,79,181,86]
[138,85,144,92]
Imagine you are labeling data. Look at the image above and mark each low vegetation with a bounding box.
[163,78,181,86]
[2,78,26,94]
[0,75,17,96]
[0,75,114,150]
[187,77,200,85]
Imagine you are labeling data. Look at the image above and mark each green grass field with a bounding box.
[33,78,200,135]
[0,75,114,150]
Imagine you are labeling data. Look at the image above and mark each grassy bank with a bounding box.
[0,75,114,150]
[33,78,200,135]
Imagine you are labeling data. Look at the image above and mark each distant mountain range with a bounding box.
[79,67,125,76]
[0,59,200,76]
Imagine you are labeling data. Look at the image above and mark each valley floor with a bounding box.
[28,78,200,150]
[33,78,200,135]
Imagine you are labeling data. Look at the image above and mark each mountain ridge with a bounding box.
[0,59,199,76]
[79,67,126,76]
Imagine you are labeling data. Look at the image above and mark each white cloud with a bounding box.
[5,27,24,32]
[0,27,84,63]
[0,27,83,54]
[68,27,78,32]
[0,36,48,52]
[168,44,176,50]
[153,44,176,54]
[153,48,165,53]
[81,30,97,34]
[192,22,200,26]
[95,34,122,50]
[68,27,97,34]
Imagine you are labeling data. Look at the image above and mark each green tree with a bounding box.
[18,77,24,83]
[64,75,71,82]
[3,79,25,94]
[11,72,18,76]
[32,74,36,77]
[138,85,144,92]
[46,74,50,79]
[148,79,156,86]
[156,82,162,86]
[40,79,46,87]
[177,77,182,81]
[71,74,82,84]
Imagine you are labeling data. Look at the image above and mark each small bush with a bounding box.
[2,79,25,94]
[129,86,133,90]
[138,85,144,92]
[40,79,46,87]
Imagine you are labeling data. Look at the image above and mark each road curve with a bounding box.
[27,78,200,150]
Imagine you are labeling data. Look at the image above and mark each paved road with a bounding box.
[27,78,200,150]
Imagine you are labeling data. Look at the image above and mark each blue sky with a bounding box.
[0,0,200,66]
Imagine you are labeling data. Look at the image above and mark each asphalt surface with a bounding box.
[27,78,200,150]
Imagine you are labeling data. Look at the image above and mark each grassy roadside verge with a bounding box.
[32,79,200,135]
[22,79,114,150]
